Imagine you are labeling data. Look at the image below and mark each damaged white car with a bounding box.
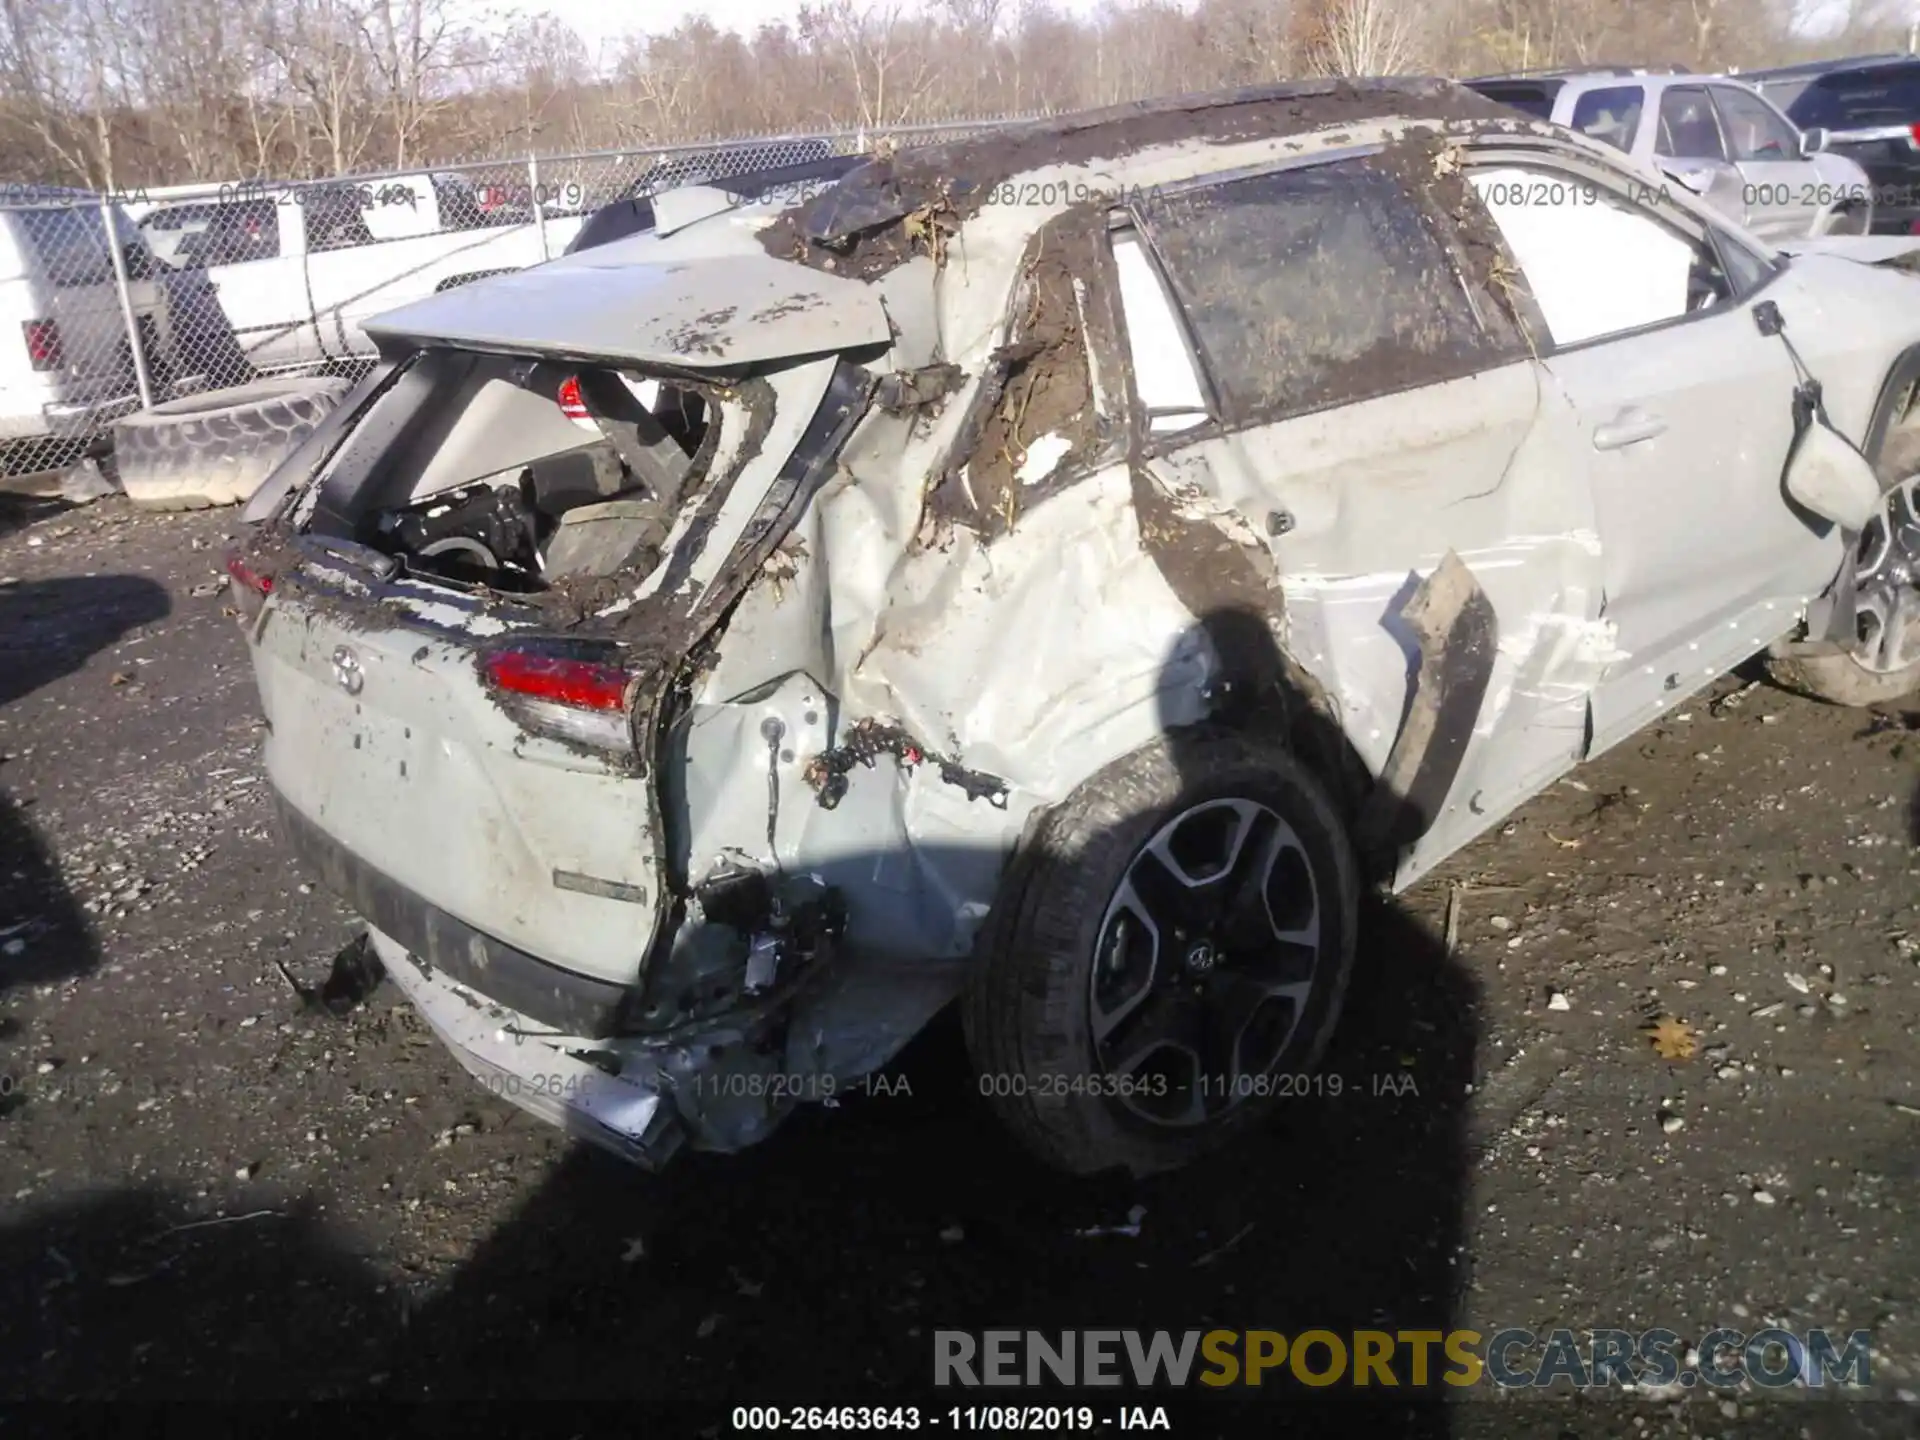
[230,79,1920,1177]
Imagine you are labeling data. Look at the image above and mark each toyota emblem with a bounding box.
[331,644,364,695]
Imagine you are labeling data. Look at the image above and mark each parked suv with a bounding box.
[1466,67,1873,238]
[1747,55,1920,235]
[231,80,1920,1178]
[0,188,176,470]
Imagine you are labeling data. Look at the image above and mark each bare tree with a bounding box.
[799,0,938,129]
[0,0,1875,187]
[260,0,381,175]
[357,0,479,167]
[1301,0,1428,76]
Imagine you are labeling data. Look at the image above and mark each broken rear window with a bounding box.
[1132,160,1492,422]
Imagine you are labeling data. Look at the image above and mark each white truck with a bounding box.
[126,173,585,379]
[0,188,184,472]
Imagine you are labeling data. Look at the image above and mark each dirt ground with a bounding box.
[4,492,1920,1437]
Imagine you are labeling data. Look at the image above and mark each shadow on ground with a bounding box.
[1,571,168,1003]
[0,572,171,709]
[0,606,1477,1432]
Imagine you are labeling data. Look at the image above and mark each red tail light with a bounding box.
[225,548,273,625]
[226,549,273,595]
[1909,123,1920,145]
[482,643,636,752]
[22,319,62,372]
[557,375,590,421]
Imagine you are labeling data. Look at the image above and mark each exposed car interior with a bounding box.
[336,353,716,591]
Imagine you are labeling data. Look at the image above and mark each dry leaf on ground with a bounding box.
[1645,1016,1698,1061]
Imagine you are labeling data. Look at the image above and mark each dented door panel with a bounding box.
[1150,360,1607,889]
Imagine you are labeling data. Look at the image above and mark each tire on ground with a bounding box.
[962,732,1360,1178]
[111,377,351,511]
[1765,426,1920,705]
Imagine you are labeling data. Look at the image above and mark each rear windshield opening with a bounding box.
[337,352,719,594]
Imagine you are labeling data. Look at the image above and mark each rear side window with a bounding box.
[1656,86,1728,161]
[1567,86,1645,153]
[13,204,129,287]
[1133,160,1494,421]
[433,176,487,230]
[1791,67,1920,130]
[304,190,375,252]
[144,202,219,233]
[180,200,280,266]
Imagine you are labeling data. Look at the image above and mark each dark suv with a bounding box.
[1747,54,1920,234]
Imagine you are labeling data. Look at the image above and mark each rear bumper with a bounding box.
[274,790,633,1036]
[362,926,685,1170]
[0,388,137,442]
[43,391,143,438]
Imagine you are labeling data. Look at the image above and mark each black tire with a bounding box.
[1765,427,1920,705]
[963,732,1360,1178]
[111,376,350,511]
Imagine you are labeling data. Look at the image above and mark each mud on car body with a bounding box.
[228,78,1920,1177]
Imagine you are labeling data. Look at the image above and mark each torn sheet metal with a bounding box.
[761,79,1516,280]
[1356,551,1499,867]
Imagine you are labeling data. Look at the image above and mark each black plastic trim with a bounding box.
[274,791,631,1037]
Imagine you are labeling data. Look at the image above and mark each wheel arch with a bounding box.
[1861,342,1920,467]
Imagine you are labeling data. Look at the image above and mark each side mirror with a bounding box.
[1785,420,1880,530]
[1801,127,1831,155]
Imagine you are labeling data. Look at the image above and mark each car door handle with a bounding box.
[1593,408,1668,450]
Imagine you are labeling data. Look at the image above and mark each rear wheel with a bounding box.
[1767,430,1920,705]
[963,733,1359,1177]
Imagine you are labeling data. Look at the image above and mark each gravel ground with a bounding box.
[4,493,1920,1437]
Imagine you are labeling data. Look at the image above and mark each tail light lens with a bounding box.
[22,319,62,372]
[556,375,590,421]
[225,548,274,625]
[1909,123,1920,146]
[482,641,636,753]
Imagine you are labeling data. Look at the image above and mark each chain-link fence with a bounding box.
[0,119,1028,482]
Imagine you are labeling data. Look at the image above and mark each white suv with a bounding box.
[1467,67,1875,239]
[0,188,174,471]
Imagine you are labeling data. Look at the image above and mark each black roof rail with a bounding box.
[1742,52,1916,82]
[1469,64,1691,82]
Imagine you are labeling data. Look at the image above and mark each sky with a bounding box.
[525,0,1908,57]
[529,0,1106,57]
